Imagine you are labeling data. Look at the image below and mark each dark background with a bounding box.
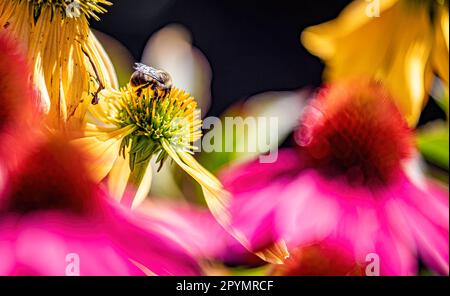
[91,0,444,124]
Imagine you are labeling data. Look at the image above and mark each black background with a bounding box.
[0,276,447,294]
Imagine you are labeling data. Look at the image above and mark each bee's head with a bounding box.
[155,70,172,88]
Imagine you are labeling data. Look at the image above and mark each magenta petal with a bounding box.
[0,198,202,276]
[137,200,226,258]
[372,200,418,276]
[220,149,304,252]
[275,170,340,248]
[102,199,202,276]
[220,149,304,193]
[230,182,283,252]
[372,220,417,276]
[0,213,145,275]
[402,179,449,231]
[137,200,260,265]
[399,199,449,275]
[220,141,448,276]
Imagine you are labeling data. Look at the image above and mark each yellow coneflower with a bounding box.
[73,73,288,264]
[0,0,118,129]
[74,80,223,205]
[301,0,449,126]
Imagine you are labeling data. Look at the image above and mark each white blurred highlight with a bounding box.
[142,24,212,114]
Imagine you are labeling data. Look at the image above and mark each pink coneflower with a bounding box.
[0,135,201,275]
[220,80,449,275]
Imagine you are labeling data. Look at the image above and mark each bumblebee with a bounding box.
[130,63,172,98]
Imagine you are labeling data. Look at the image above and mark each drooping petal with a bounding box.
[163,140,289,264]
[72,124,136,182]
[106,141,153,209]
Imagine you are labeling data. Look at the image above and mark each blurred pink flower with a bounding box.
[220,80,449,275]
[0,136,201,276]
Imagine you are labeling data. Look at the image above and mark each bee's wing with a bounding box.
[133,63,159,78]
[133,63,146,71]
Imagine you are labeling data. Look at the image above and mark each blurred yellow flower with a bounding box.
[301,0,449,126]
[0,0,117,129]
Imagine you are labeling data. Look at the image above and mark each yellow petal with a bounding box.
[130,161,153,209]
[107,150,131,202]
[90,30,119,89]
[432,5,449,86]
[72,125,135,182]
[301,0,399,60]
[87,87,123,126]
[255,240,290,264]
[107,142,153,209]
[384,38,433,125]
[129,259,156,276]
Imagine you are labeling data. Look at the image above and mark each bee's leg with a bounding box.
[151,84,160,98]
[91,81,104,105]
[163,87,171,98]
[90,78,104,105]
[135,87,143,97]
[160,88,168,98]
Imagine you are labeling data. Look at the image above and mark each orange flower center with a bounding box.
[295,80,413,187]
